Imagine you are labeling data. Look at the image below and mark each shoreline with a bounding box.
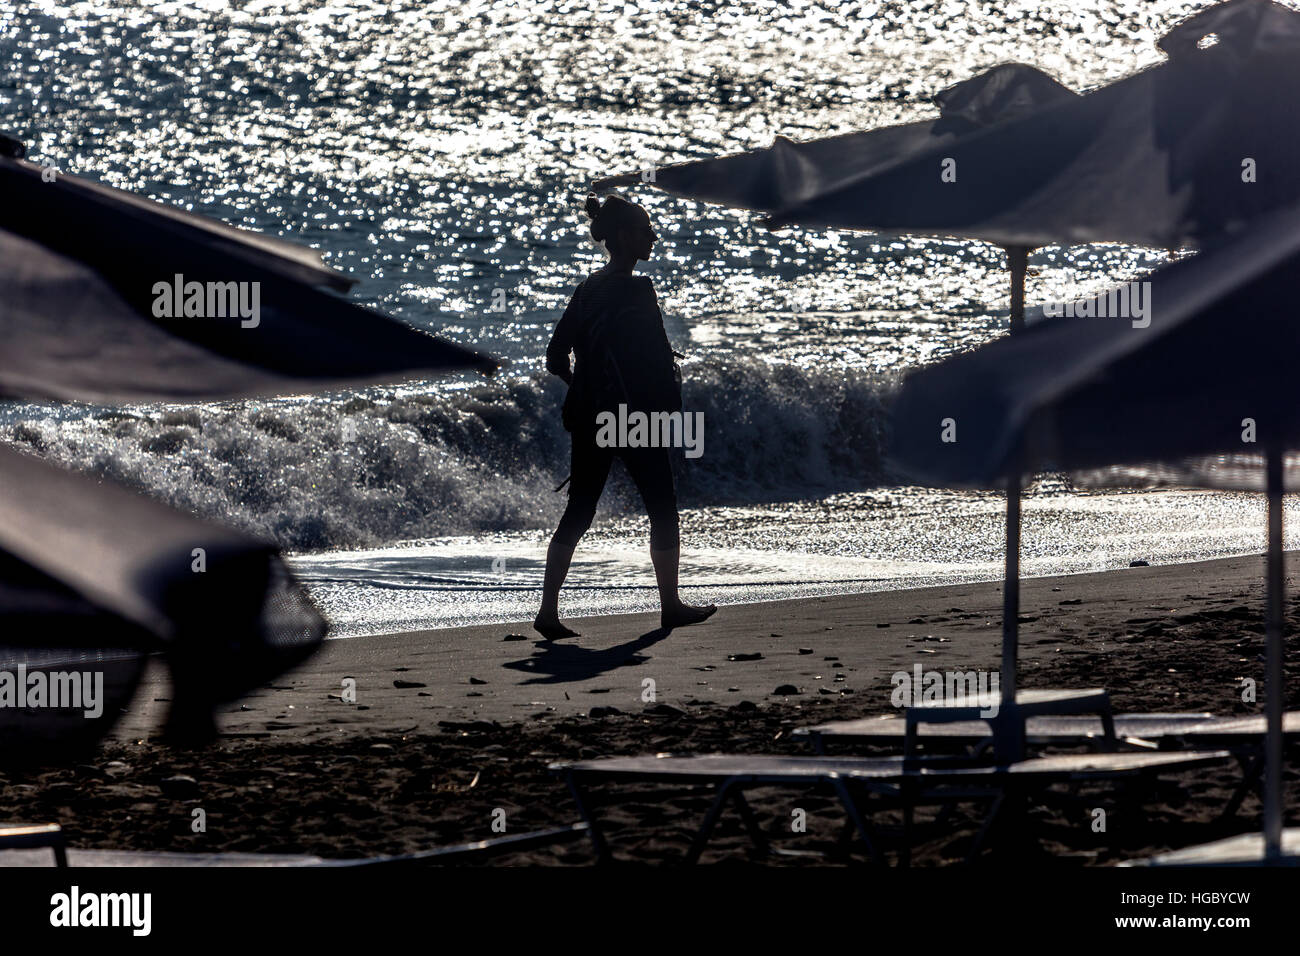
[113,550,1288,741]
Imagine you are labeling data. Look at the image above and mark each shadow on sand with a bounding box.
[503,626,673,685]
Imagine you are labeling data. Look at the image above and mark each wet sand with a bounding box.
[4,553,1298,864]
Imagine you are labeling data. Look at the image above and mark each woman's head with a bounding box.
[585,193,656,261]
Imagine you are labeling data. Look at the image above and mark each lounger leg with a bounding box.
[968,791,1008,863]
[685,781,734,865]
[53,841,67,868]
[832,778,882,866]
[1217,753,1261,822]
[564,773,610,864]
[729,790,770,858]
[1100,711,1117,750]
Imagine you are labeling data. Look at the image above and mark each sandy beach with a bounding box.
[4,553,1295,865]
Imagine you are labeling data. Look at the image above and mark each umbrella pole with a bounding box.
[1265,443,1285,860]
[1000,246,1030,717]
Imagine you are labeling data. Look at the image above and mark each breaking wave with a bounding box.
[1,357,898,551]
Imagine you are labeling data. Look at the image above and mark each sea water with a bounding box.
[2,0,1288,636]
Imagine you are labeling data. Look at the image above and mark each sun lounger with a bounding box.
[1120,828,1300,866]
[551,750,1229,865]
[795,713,1216,753]
[797,710,1300,820]
[0,823,67,866]
[0,822,588,867]
[903,688,1115,760]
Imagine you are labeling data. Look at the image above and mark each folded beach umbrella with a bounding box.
[0,443,325,756]
[0,138,497,403]
[765,0,1300,249]
[889,205,1300,861]
[594,62,1077,213]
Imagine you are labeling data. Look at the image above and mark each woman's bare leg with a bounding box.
[651,546,716,630]
[535,533,581,639]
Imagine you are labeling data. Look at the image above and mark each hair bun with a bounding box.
[584,193,602,221]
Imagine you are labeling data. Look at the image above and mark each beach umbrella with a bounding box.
[0,137,499,750]
[757,0,1300,723]
[0,136,498,403]
[888,204,1300,862]
[765,0,1300,249]
[593,62,1077,212]
[0,442,325,754]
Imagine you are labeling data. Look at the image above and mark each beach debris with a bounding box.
[437,720,498,733]
[466,692,483,697]
[729,700,757,711]
[503,634,528,641]
[773,684,800,695]
[876,623,890,628]
[1060,598,1083,605]
[369,743,395,754]
[798,647,813,655]
[466,771,481,790]
[1130,560,1151,567]
[468,677,487,685]
[728,652,763,661]
[393,679,427,689]
[589,706,622,718]
[644,703,686,717]
[160,774,199,798]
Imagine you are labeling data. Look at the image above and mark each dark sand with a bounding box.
[3,553,1298,864]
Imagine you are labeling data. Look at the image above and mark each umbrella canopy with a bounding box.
[766,0,1300,248]
[889,206,1300,861]
[0,442,325,754]
[594,63,1076,213]
[0,137,496,752]
[889,204,1300,486]
[0,145,498,403]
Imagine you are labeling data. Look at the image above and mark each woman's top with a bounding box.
[546,271,681,433]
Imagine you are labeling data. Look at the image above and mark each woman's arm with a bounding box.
[546,285,582,385]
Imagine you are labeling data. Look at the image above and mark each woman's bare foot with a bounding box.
[661,602,717,630]
[533,614,581,641]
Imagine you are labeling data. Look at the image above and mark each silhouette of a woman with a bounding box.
[535,193,716,640]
